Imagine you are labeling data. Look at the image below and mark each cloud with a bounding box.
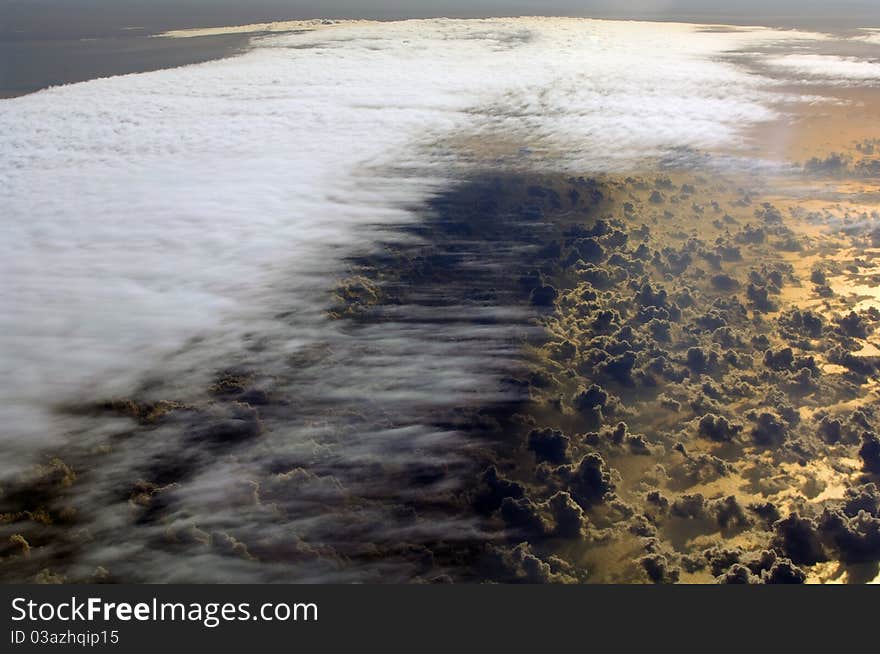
[540,453,617,508]
[766,54,880,82]
[0,17,845,582]
[698,413,743,442]
[528,427,572,464]
[772,514,826,565]
[857,29,880,46]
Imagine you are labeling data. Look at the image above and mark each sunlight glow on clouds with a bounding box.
[0,18,839,463]
[2,16,873,582]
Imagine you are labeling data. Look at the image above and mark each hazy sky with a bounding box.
[2,1,879,37]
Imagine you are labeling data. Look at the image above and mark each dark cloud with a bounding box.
[859,432,880,474]
[528,428,571,464]
[547,491,589,538]
[763,558,807,584]
[714,495,751,531]
[671,493,708,520]
[819,509,880,564]
[475,466,526,514]
[541,453,617,509]
[772,514,826,565]
[641,553,680,584]
[697,414,743,442]
[530,284,559,307]
[716,563,760,584]
[500,496,551,539]
[751,411,789,446]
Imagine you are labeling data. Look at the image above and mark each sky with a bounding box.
[1,0,879,37]
[2,17,858,580]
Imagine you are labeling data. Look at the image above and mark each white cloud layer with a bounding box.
[766,53,880,81]
[857,28,880,45]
